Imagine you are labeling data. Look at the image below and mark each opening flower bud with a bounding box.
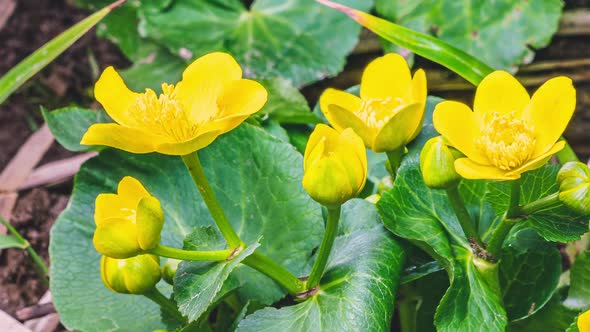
[420,136,462,189]
[162,258,181,285]
[303,124,367,207]
[557,161,590,215]
[100,254,161,294]
[93,177,165,258]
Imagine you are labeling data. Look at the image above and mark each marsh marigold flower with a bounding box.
[433,71,576,180]
[81,52,267,155]
[319,53,426,152]
[303,124,367,207]
[93,176,164,259]
[101,254,161,294]
[579,309,590,332]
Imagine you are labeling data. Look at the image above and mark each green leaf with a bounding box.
[487,166,590,242]
[0,234,26,249]
[500,228,561,320]
[508,291,580,332]
[0,1,124,105]
[375,0,563,70]
[50,123,324,331]
[138,0,372,87]
[258,79,319,125]
[236,199,405,331]
[42,107,110,152]
[564,251,590,310]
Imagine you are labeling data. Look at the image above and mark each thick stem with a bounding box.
[182,152,242,248]
[148,244,232,261]
[446,186,481,246]
[386,148,405,178]
[242,251,305,294]
[143,288,186,324]
[520,192,561,215]
[0,216,48,282]
[487,180,522,256]
[556,137,580,163]
[307,206,341,289]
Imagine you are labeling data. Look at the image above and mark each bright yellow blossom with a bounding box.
[579,309,590,332]
[433,71,576,180]
[81,52,267,155]
[319,53,427,152]
[93,176,164,259]
[303,124,367,207]
[100,254,161,294]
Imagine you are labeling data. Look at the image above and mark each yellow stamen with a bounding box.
[475,112,536,171]
[356,97,403,129]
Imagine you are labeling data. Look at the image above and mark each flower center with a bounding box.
[475,111,536,171]
[129,84,199,142]
[356,97,403,129]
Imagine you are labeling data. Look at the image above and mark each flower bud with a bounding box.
[420,136,462,189]
[557,161,590,215]
[162,258,181,285]
[93,177,165,258]
[303,125,367,207]
[100,254,161,294]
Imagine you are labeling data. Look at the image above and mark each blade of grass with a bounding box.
[0,0,126,105]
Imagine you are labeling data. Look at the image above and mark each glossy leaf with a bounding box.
[42,107,110,152]
[236,199,405,331]
[50,123,323,331]
[564,252,590,310]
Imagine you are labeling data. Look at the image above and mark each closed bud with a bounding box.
[303,125,367,207]
[162,258,181,285]
[557,161,590,215]
[93,177,165,258]
[100,254,161,294]
[420,137,462,189]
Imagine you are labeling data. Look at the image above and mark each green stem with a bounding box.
[386,148,405,178]
[445,186,481,246]
[556,137,580,163]
[397,285,418,332]
[520,192,561,215]
[143,288,186,324]
[182,152,242,248]
[487,180,522,256]
[0,216,48,282]
[243,252,305,294]
[148,244,232,261]
[307,206,341,290]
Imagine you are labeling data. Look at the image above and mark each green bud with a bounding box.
[100,254,161,294]
[557,161,590,215]
[162,258,181,285]
[420,137,461,189]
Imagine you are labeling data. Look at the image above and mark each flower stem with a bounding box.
[386,148,405,178]
[520,192,561,215]
[182,152,242,248]
[0,216,48,283]
[487,180,522,256]
[242,251,305,294]
[306,206,341,290]
[445,186,481,246]
[556,137,580,163]
[148,244,232,261]
[143,287,186,324]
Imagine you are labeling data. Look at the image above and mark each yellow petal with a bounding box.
[93,219,141,258]
[154,130,221,155]
[94,194,129,226]
[523,76,576,156]
[177,52,242,124]
[319,88,362,131]
[579,309,590,332]
[454,158,521,181]
[302,157,353,207]
[136,196,164,251]
[372,103,423,152]
[506,141,565,178]
[304,124,336,171]
[340,127,368,185]
[94,66,140,127]
[121,254,161,294]
[473,71,530,116]
[360,53,412,101]
[81,123,160,153]
[117,176,151,208]
[433,101,487,164]
[327,104,374,148]
[408,69,427,139]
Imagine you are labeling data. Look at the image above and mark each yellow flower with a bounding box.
[81,52,268,155]
[433,71,576,180]
[319,53,427,152]
[579,309,590,332]
[101,254,161,294]
[93,176,164,259]
[303,124,367,207]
